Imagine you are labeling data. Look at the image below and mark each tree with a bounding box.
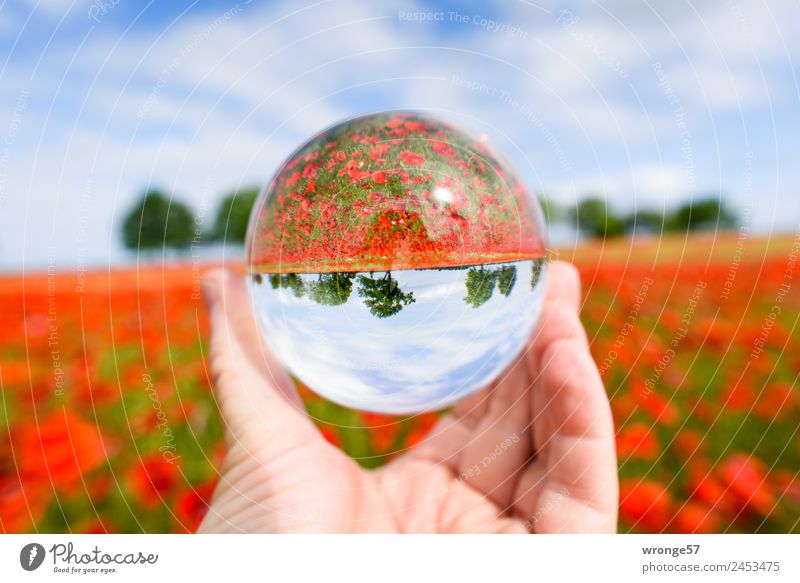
[573,196,625,238]
[464,267,497,308]
[666,197,737,232]
[122,190,195,251]
[268,273,306,298]
[357,273,416,318]
[308,273,355,306]
[495,265,517,297]
[213,187,260,244]
[530,259,545,290]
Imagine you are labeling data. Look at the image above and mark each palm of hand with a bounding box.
[198,263,617,534]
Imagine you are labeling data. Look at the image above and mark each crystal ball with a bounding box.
[246,112,548,414]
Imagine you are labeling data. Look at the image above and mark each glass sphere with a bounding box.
[246,112,547,414]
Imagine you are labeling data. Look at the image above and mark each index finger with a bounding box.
[516,262,619,530]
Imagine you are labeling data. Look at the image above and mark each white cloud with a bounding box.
[663,59,771,110]
[550,163,698,210]
[0,0,798,268]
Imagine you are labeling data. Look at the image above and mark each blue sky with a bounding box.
[1,0,799,269]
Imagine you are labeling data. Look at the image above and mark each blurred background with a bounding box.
[0,0,798,533]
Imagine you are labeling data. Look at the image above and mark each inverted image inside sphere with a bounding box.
[246,111,548,414]
[250,259,547,414]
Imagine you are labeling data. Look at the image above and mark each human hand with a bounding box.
[197,261,618,533]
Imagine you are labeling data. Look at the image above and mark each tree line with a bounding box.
[257,259,546,318]
[121,188,739,251]
[542,195,738,238]
[121,187,260,251]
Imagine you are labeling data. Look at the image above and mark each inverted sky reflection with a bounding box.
[250,260,546,414]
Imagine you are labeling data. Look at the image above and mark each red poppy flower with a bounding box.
[0,478,49,533]
[718,454,775,516]
[634,389,679,426]
[404,414,438,448]
[126,454,180,509]
[369,143,391,160]
[620,479,672,532]
[431,140,456,158]
[404,120,426,132]
[616,423,659,460]
[318,424,341,447]
[360,412,401,452]
[398,149,425,167]
[77,518,116,534]
[175,479,218,533]
[721,381,755,412]
[673,429,704,457]
[772,470,800,504]
[11,410,106,495]
[754,382,797,422]
[672,501,721,533]
[686,462,734,513]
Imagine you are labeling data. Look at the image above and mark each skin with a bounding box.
[197,261,618,533]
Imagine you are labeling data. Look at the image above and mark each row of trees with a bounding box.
[259,259,546,318]
[263,271,416,318]
[543,195,738,238]
[121,187,259,251]
[121,188,739,252]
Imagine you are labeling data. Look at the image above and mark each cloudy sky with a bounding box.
[1,0,798,269]
[252,261,545,413]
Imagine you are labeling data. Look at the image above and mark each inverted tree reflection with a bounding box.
[256,261,540,316]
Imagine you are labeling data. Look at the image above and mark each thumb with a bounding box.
[527,261,589,373]
[202,269,311,450]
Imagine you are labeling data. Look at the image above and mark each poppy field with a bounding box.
[1,232,798,533]
[249,111,545,274]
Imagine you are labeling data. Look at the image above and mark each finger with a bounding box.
[452,263,587,509]
[203,269,312,448]
[399,266,579,504]
[538,261,582,333]
[528,259,589,440]
[548,261,582,308]
[514,297,618,531]
[443,261,581,436]
[530,262,613,450]
[541,328,617,526]
[384,261,590,510]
